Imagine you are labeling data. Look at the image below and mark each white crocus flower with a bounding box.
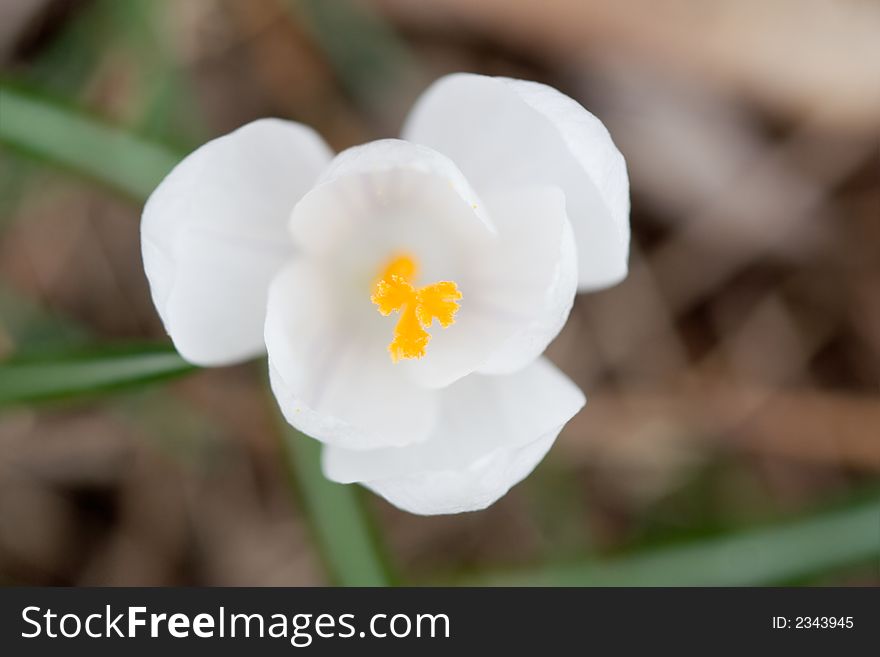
[141,73,629,515]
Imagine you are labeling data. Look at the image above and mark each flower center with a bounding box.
[370,253,462,362]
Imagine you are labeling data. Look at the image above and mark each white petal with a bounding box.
[322,358,585,515]
[289,139,497,388]
[363,430,559,516]
[141,118,332,365]
[265,260,439,450]
[403,73,630,291]
[289,138,494,262]
[464,185,578,376]
[400,184,576,385]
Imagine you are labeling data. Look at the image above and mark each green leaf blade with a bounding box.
[0,84,180,200]
[461,496,880,586]
[0,344,195,406]
[280,423,392,587]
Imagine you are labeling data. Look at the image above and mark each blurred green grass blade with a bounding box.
[464,496,880,586]
[0,84,180,200]
[0,343,194,406]
[280,424,391,586]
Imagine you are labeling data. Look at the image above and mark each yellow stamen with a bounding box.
[370,253,462,362]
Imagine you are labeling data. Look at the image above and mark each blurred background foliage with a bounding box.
[0,0,878,586]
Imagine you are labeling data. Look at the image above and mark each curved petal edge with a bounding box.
[403,72,630,291]
[141,118,332,366]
